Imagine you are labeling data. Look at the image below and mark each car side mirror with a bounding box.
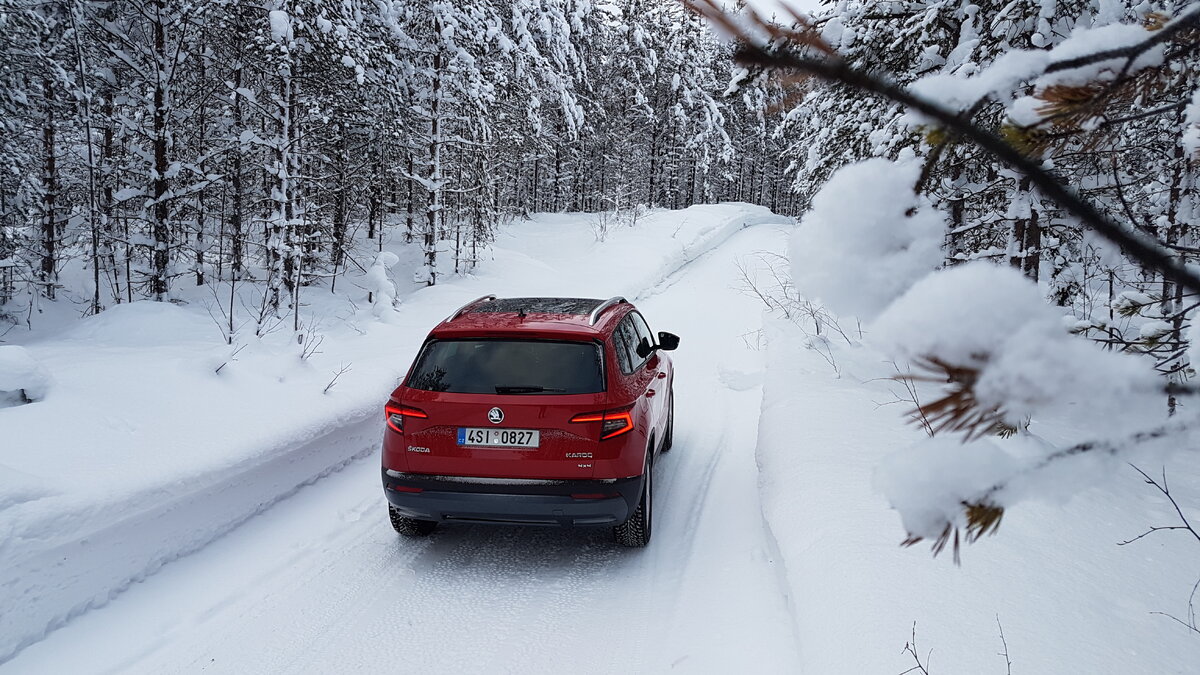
[636,337,653,359]
[657,331,679,351]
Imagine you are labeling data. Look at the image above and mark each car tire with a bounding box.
[389,506,438,537]
[662,389,674,452]
[614,451,653,547]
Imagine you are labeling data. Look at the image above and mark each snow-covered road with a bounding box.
[6,220,801,673]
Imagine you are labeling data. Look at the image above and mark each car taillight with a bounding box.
[569,408,634,440]
[385,404,427,433]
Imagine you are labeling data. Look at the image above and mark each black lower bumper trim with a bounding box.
[382,469,642,527]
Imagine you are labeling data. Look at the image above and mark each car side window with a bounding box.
[615,316,642,373]
[629,312,655,356]
[613,321,634,374]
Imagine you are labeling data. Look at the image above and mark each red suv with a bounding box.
[381,296,678,547]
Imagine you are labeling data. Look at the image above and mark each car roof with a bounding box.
[431,296,630,340]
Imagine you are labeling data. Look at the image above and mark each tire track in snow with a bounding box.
[635,232,735,302]
[339,220,795,673]
[755,497,806,668]
[342,217,799,672]
[662,415,728,552]
[634,223,804,668]
[634,216,792,303]
[167,219,786,672]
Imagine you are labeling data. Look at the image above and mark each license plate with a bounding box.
[458,427,540,448]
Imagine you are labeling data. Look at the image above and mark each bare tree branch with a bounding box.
[996,615,1013,675]
[899,622,932,675]
[1120,464,1200,546]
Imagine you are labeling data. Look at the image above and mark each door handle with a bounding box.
[656,372,666,379]
[645,389,656,398]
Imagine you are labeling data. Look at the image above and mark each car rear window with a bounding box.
[407,340,605,394]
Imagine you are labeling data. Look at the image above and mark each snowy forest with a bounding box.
[4,0,1200,670]
[2,0,1196,356]
[4,0,1200,541]
[0,0,795,321]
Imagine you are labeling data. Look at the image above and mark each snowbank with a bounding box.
[0,203,789,663]
[0,346,51,404]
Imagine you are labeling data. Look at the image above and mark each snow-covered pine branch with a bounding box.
[691,0,1200,559]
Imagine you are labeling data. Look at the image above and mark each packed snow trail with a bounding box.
[4,220,801,673]
[0,204,783,661]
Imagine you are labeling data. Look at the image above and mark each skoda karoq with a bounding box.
[381,296,678,547]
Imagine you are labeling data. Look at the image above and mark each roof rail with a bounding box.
[447,295,496,322]
[588,296,627,326]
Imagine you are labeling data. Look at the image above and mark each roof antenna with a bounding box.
[517,307,527,320]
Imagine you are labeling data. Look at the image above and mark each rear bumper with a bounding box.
[382,469,642,526]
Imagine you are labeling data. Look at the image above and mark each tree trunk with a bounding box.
[1163,104,1189,418]
[332,121,348,271]
[647,128,659,207]
[1023,204,1041,283]
[405,152,414,243]
[150,0,171,301]
[688,158,698,207]
[531,155,540,213]
[194,31,209,287]
[553,138,562,212]
[70,6,103,313]
[101,90,119,302]
[41,77,57,301]
[1009,219,1026,270]
[424,38,443,286]
[230,57,245,279]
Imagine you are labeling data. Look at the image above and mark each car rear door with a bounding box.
[613,314,659,448]
[627,311,669,439]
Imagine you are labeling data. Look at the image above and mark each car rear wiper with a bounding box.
[494,385,566,394]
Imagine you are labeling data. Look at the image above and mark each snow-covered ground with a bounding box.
[1,204,800,670]
[2,203,1198,672]
[756,317,1200,673]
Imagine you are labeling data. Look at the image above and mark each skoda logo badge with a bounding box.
[488,407,504,424]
